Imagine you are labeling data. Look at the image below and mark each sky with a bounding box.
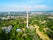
[0,0,53,11]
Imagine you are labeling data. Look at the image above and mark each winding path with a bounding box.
[30,25,50,40]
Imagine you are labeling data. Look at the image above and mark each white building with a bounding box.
[2,25,12,33]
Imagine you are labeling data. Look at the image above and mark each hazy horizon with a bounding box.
[0,0,53,11]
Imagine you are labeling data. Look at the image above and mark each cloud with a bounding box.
[28,0,43,4]
[33,5,47,9]
[0,4,53,11]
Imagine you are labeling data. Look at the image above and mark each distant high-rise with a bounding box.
[8,12,11,19]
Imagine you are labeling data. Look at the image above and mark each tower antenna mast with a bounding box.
[26,6,29,28]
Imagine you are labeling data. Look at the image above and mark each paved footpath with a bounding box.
[30,25,50,40]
